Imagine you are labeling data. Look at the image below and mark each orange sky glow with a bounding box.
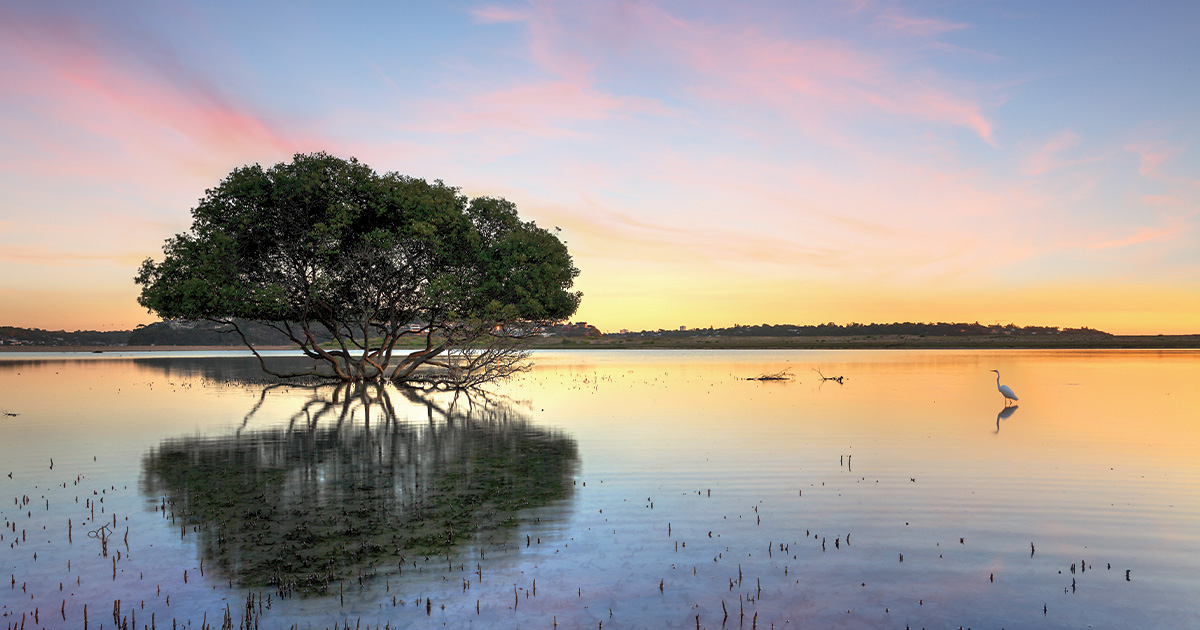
[1,2,1197,335]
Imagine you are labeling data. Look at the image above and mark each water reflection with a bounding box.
[3,350,1198,627]
[141,382,578,595]
[133,355,320,382]
[994,404,1019,434]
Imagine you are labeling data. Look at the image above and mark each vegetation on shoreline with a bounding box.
[538,321,1200,349]
[4,321,1198,350]
[527,333,1200,350]
[0,325,130,347]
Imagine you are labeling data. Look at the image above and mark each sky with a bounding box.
[1,1,1197,335]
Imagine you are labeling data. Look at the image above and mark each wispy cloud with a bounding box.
[1084,225,1180,250]
[635,2,994,142]
[875,9,968,36]
[0,6,315,182]
[1022,131,1102,175]
[406,80,667,140]
[442,1,995,144]
[1125,141,1179,179]
[469,4,530,24]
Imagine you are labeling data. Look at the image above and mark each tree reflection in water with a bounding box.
[142,382,577,595]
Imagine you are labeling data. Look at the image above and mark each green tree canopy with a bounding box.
[136,152,580,384]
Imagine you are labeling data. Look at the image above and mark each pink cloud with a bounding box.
[0,8,317,186]
[1125,142,1178,178]
[469,5,530,24]
[539,200,848,270]
[1022,131,1102,175]
[415,2,995,149]
[1085,225,1178,250]
[409,80,666,140]
[875,9,968,36]
[533,2,993,143]
[1140,194,1178,206]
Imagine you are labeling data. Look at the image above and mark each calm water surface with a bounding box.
[1,349,1197,629]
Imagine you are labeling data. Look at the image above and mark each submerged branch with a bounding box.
[812,367,845,383]
[747,368,794,381]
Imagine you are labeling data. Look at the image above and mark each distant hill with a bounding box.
[545,322,603,338]
[0,325,129,346]
[126,320,293,346]
[0,320,292,347]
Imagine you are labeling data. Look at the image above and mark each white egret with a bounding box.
[990,369,1018,406]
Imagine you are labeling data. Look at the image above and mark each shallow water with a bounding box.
[1,349,1197,628]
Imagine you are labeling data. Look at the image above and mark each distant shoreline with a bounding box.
[2,334,1198,353]
[0,345,296,353]
[530,333,1200,350]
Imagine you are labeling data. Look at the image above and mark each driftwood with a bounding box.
[747,368,794,381]
[812,368,845,383]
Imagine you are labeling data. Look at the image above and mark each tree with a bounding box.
[135,152,580,385]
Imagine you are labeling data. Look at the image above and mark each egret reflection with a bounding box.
[142,382,577,595]
[994,404,1019,434]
